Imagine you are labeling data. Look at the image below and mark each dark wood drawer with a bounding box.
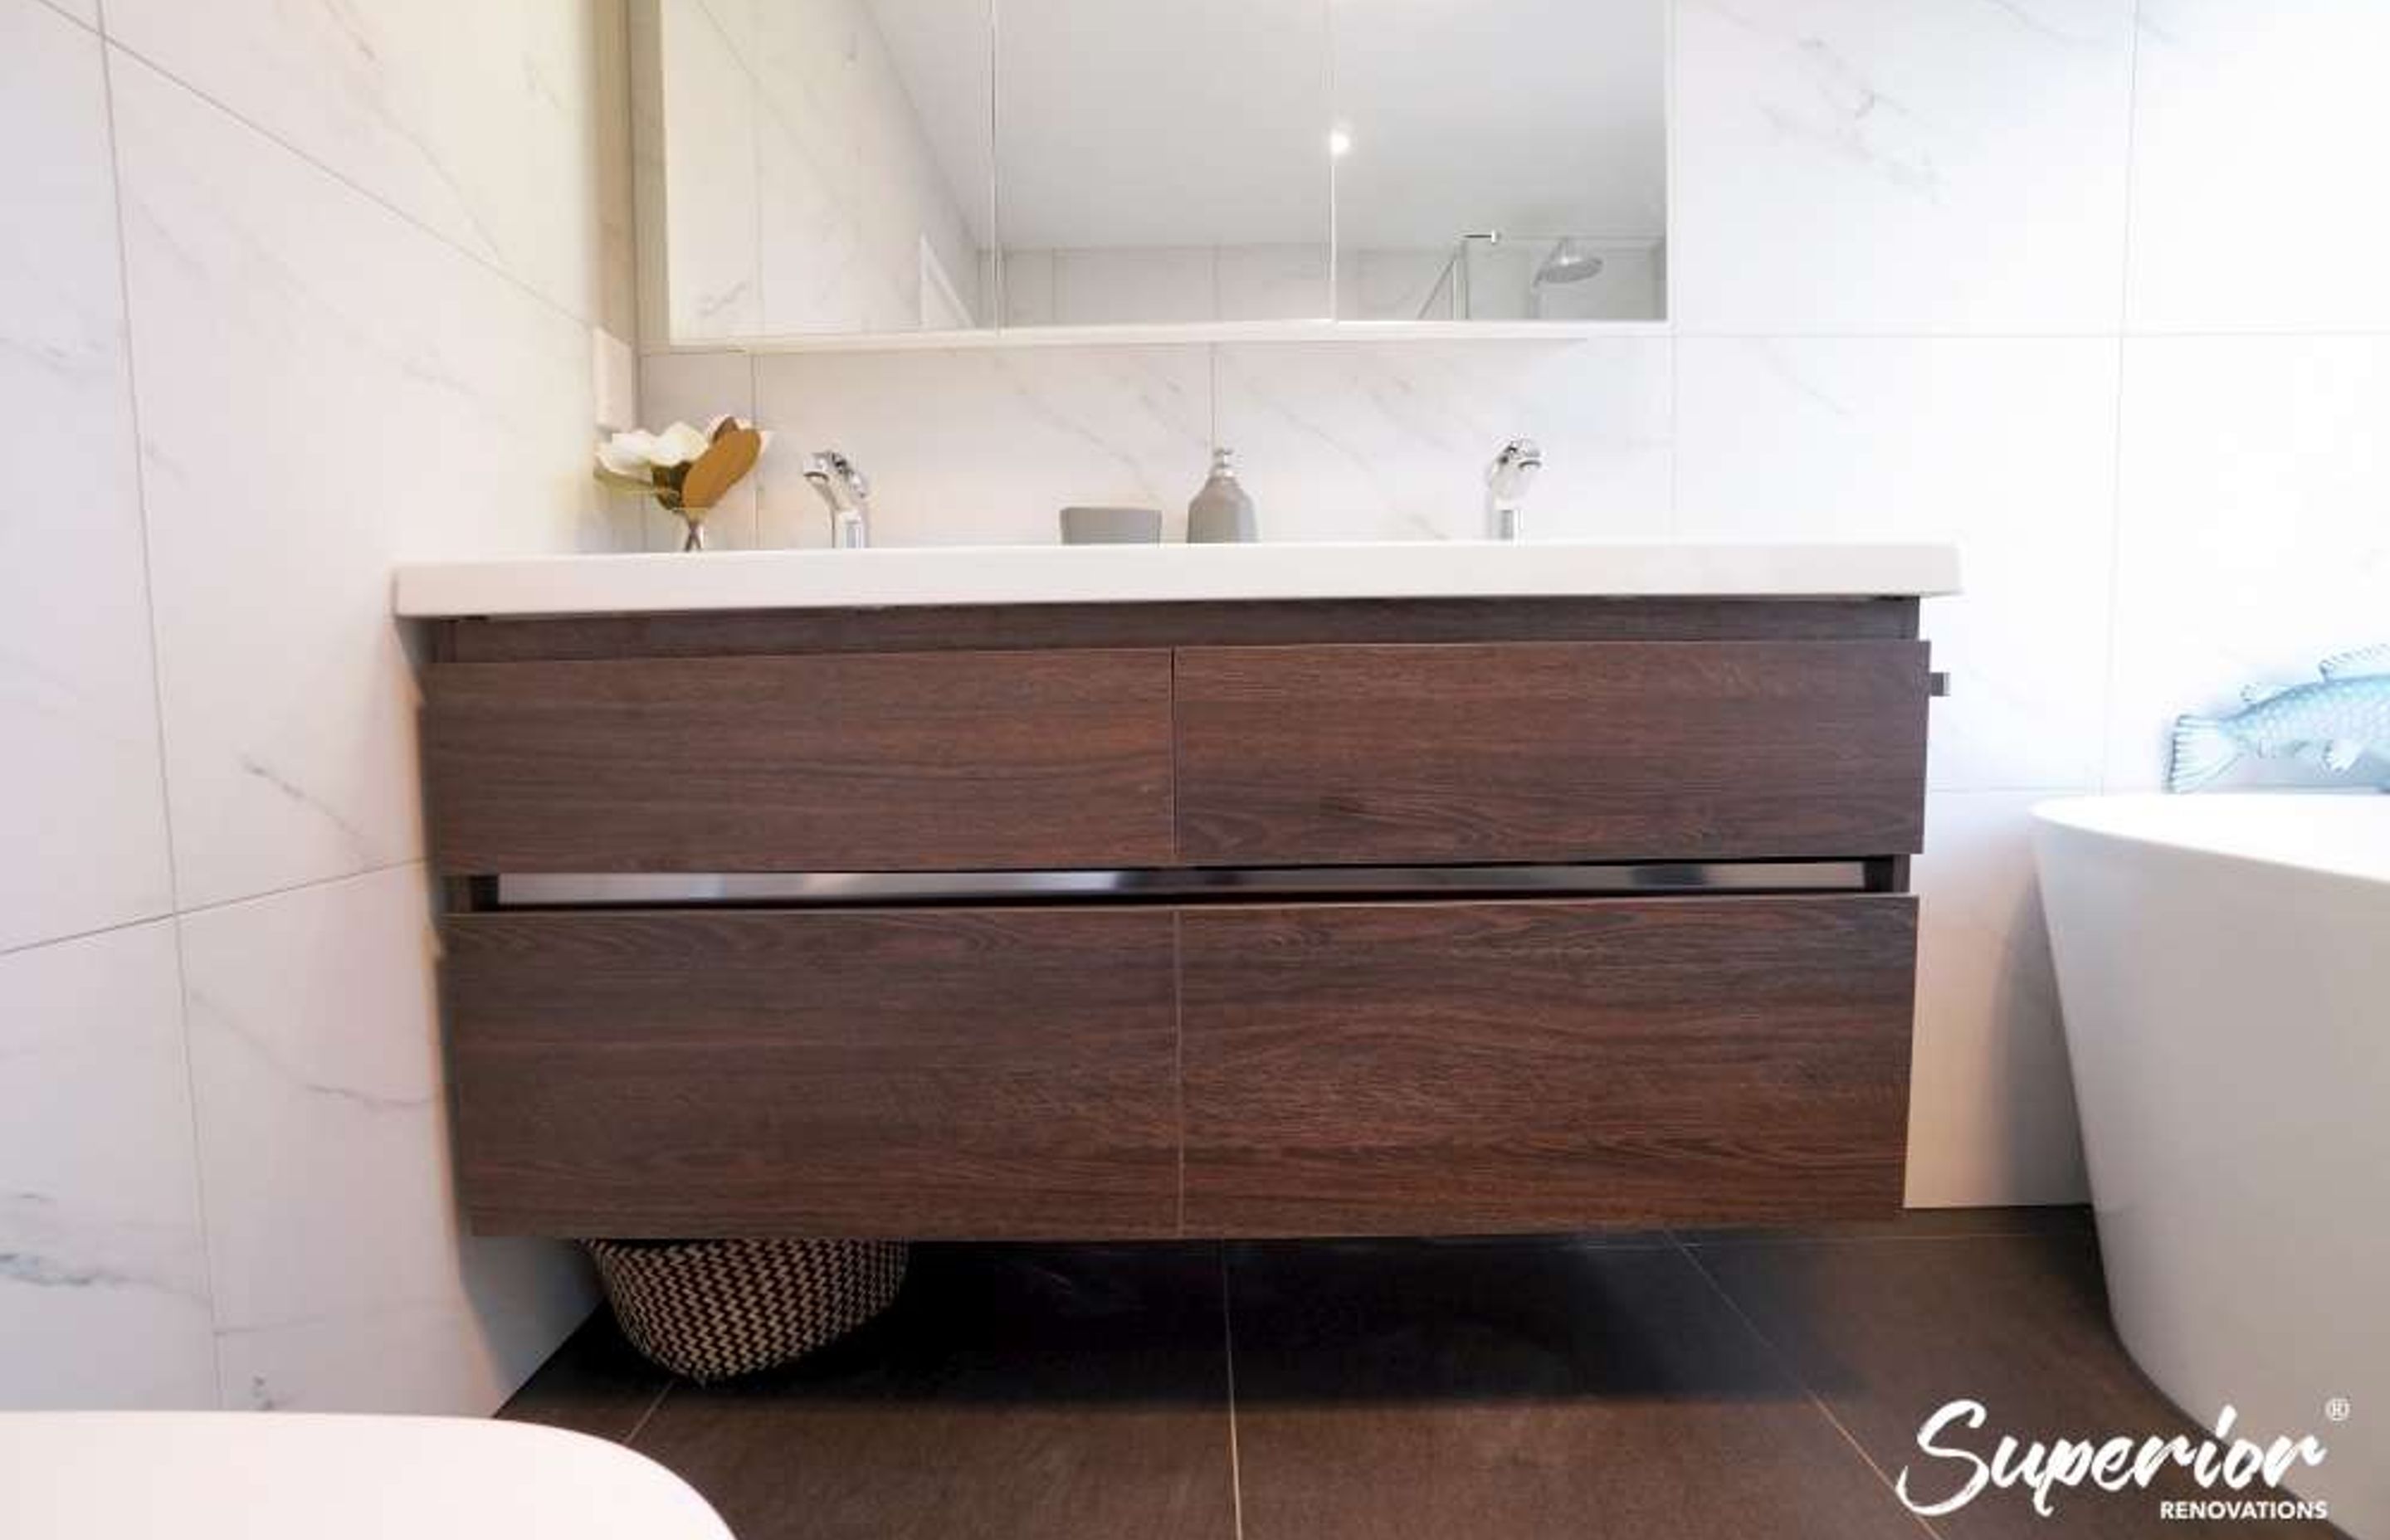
[1174,641,1929,865]
[444,908,1181,1238]
[424,649,1174,874]
[1178,896,1916,1235]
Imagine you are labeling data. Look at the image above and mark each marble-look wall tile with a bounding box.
[0,0,174,952]
[1053,249,1218,327]
[1216,246,1334,324]
[1904,792,2090,1207]
[113,55,607,909]
[2107,337,2390,790]
[36,0,95,32]
[1675,338,2119,792]
[2126,0,2390,334]
[100,0,618,326]
[660,0,763,339]
[177,864,593,1416]
[758,0,982,333]
[755,92,887,335]
[1212,340,1673,543]
[754,346,1211,546]
[1339,247,1452,324]
[0,923,217,1409]
[656,0,984,340]
[639,350,761,550]
[998,250,1059,328]
[1672,0,2135,334]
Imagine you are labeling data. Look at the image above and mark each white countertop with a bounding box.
[393,541,1961,619]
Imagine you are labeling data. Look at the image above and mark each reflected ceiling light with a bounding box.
[1327,127,1354,158]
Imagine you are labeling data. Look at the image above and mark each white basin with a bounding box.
[393,539,1960,618]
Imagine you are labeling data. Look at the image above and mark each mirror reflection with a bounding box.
[1331,0,1665,321]
[644,0,1665,340]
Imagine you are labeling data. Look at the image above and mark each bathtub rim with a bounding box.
[2032,791,2390,888]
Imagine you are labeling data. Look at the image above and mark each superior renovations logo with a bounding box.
[1896,1401,2333,1523]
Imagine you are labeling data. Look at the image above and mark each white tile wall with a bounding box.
[0,0,174,953]
[100,0,617,326]
[2107,337,2390,789]
[754,346,1211,546]
[655,0,984,339]
[1675,338,2119,792]
[1904,792,2089,1207]
[2,0,617,1411]
[661,0,763,339]
[2126,0,2390,334]
[1671,0,2136,334]
[178,866,592,1414]
[651,0,2390,1209]
[0,924,217,1409]
[1214,340,1673,543]
[114,52,606,909]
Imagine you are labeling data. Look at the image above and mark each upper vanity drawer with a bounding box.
[425,650,1174,873]
[1175,641,1929,865]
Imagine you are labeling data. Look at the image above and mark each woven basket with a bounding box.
[583,1238,908,1382]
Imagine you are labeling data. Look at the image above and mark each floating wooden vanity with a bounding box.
[402,545,1954,1240]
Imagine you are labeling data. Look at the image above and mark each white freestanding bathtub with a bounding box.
[2036,794,2388,1538]
[0,1413,733,1539]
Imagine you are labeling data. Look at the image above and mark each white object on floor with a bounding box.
[392,539,1960,618]
[2034,794,2389,1540]
[0,1412,733,1540]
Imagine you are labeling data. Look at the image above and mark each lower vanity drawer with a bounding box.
[1178,895,1917,1235]
[444,908,1181,1238]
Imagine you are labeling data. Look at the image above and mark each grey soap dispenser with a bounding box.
[1187,446,1257,543]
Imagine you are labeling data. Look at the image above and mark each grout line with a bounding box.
[97,36,609,341]
[2095,1,2148,792]
[95,16,230,1408]
[3,858,432,962]
[622,1378,676,1448]
[32,0,95,36]
[0,908,176,961]
[1669,1233,1945,1539]
[173,857,426,923]
[1218,1246,1245,1540]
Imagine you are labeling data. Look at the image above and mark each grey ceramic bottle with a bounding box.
[1187,446,1257,543]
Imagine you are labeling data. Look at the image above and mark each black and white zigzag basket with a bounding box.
[583,1238,908,1382]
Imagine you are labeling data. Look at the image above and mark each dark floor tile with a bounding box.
[497,1307,671,1443]
[1223,1238,1924,1540]
[628,1242,1236,1540]
[1678,1205,2095,1248]
[1692,1231,2324,1538]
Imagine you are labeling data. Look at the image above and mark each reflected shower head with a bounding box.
[1532,237,1604,286]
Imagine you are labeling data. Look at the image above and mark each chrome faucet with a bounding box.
[1485,438,1543,541]
[802,450,872,548]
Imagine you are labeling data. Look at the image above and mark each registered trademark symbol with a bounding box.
[2325,1397,2352,1423]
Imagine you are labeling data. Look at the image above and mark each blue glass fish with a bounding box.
[2170,645,2390,792]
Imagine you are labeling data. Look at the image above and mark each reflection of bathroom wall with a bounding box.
[659,0,982,337]
[994,246,1332,326]
[989,241,1663,326]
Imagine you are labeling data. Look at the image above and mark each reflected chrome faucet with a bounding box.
[1485,438,1543,541]
[802,450,872,548]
